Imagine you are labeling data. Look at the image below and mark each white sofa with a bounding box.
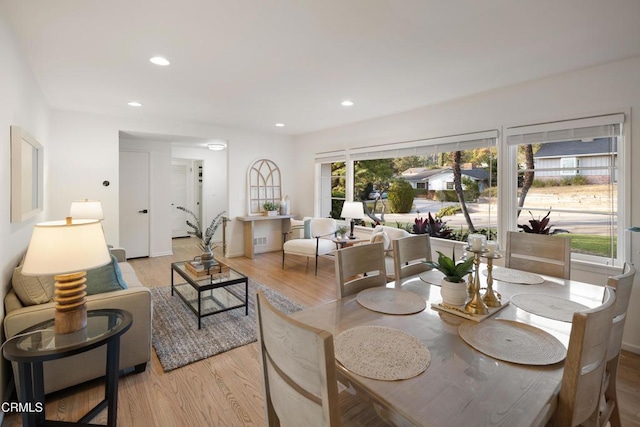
[3,248,152,394]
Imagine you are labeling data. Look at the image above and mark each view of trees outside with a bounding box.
[327,147,498,240]
[326,137,618,260]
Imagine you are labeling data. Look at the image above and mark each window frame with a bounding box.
[503,113,627,266]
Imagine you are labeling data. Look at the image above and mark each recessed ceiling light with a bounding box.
[127,101,142,107]
[341,100,354,107]
[275,123,285,127]
[149,56,170,66]
[207,140,227,151]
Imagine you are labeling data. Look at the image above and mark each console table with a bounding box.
[236,214,295,258]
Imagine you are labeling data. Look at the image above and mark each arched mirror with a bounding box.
[248,159,281,215]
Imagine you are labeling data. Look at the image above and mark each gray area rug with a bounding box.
[151,280,304,371]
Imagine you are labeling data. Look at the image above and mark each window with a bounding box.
[319,131,498,235]
[316,151,347,218]
[506,113,624,264]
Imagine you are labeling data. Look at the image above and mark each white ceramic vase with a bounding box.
[440,278,468,306]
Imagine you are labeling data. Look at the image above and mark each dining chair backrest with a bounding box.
[599,263,636,427]
[554,286,615,426]
[256,291,341,427]
[392,234,432,288]
[504,231,571,279]
[335,242,387,299]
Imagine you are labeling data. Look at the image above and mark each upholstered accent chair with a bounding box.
[282,218,337,275]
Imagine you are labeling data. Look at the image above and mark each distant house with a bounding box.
[533,137,617,184]
[401,166,489,192]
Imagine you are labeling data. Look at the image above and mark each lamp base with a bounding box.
[349,219,356,239]
[53,271,88,334]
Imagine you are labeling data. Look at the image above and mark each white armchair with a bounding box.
[282,218,337,275]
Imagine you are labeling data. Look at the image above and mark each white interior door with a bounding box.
[120,151,150,258]
[171,161,191,238]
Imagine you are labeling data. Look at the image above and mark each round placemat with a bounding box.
[483,267,545,285]
[458,319,566,365]
[356,288,426,315]
[334,325,430,380]
[510,293,588,322]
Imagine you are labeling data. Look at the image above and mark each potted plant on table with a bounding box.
[336,225,348,239]
[263,202,281,216]
[426,251,474,306]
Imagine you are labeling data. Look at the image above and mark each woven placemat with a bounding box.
[510,293,588,322]
[334,325,430,380]
[483,267,545,285]
[458,319,566,365]
[356,288,426,315]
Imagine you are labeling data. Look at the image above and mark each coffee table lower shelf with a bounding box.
[171,261,249,329]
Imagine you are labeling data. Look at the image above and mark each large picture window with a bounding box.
[316,131,498,238]
[506,114,625,264]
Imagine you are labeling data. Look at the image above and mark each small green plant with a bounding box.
[337,225,348,236]
[263,201,280,211]
[426,251,474,283]
[437,205,461,217]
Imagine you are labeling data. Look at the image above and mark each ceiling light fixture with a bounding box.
[207,141,227,151]
[127,101,142,107]
[149,56,170,66]
[341,100,354,107]
[275,123,285,127]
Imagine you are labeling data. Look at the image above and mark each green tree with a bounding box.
[452,151,476,233]
[354,159,395,222]
[388,179,414,213]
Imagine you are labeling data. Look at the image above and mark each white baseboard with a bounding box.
[622,341,640,355]
[151,251,173,257]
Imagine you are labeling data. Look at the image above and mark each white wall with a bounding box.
[294,56,640,352]
[0,11,51,421]
[47,110,295,257]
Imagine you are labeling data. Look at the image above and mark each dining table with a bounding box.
[291,266,606,427]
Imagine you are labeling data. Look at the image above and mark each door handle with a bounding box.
[138,209,148,214]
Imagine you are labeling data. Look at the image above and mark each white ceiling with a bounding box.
[3,0,640,136]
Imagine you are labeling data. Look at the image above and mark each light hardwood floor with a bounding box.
[4,237,640,426]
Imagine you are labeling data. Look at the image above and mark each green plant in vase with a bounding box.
[426,251,474,283]
[263,201,280,213]
[336,225,348,238]
[425,250,474,306]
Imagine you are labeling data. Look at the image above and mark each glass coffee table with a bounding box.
[171,260,248,329]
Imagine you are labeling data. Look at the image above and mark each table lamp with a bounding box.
[69,199,104,220]
[21,218,111,334]
[340,201,366,239]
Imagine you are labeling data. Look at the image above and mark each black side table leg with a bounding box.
[17,362,37,427]
[105,337,121,427]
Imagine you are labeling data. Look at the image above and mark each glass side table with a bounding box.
[3,309,133,427]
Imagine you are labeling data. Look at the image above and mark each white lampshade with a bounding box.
[340,201,366,219]
[69,199,104,220]
[22,219,111,276]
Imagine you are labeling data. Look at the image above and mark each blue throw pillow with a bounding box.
[303,219,312,239]
[85,254,128,295]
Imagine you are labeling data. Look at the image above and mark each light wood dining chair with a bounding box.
[334,242,387,299]
[599,263,636,427]
[392,234,432,288]
[505,231,571,279]
[546,287,616,427]
[255,291,387,427]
